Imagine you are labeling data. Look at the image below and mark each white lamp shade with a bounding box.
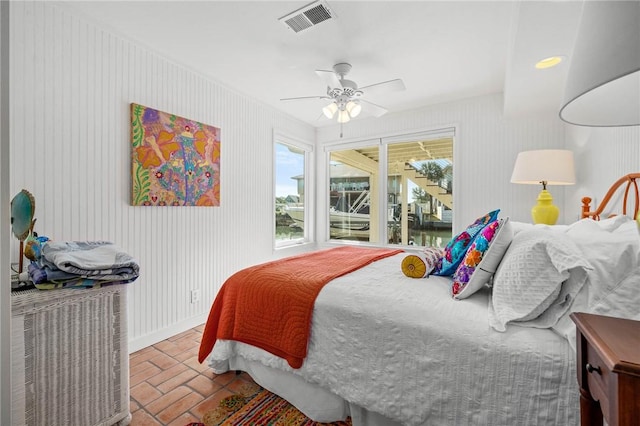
[559,1,640,127]
[511,150,576,185]
[346,101,362,118]
[337,109,351,123]
[322,102,338,119]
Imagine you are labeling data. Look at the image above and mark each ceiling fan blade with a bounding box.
[360,99,389,118]
[280,95,330,101]
[316,111,329,121]
[315,69,342,89]
[359,79,406,96]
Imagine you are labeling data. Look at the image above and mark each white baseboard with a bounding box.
[128,313,209,354]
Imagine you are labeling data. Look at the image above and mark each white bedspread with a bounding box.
[209,253,578,426]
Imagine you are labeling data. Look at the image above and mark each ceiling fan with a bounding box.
[281,62,405,123]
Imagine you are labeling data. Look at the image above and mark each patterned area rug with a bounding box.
[188,382,352,426]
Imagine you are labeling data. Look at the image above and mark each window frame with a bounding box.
[323,127,455,247]
[273,131,314,249]
[323,138,380,244]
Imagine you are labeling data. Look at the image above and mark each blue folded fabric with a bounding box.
[28,241,139,289]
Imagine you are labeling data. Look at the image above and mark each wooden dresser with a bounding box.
[571,312,640,426]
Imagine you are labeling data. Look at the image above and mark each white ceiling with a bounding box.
[60,0,585,126]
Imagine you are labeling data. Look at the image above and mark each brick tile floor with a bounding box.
[129,324,255,425]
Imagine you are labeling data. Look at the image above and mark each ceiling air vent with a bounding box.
[278,0,335,33]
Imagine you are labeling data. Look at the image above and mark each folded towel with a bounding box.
[38,241,139,283]
[28,261,138,288]
[28,262,79,284]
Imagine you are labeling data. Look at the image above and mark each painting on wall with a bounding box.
[131,103,220,206]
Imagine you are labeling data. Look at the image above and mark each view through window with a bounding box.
[274,139,310,246]
[328,131,453,247]
[329,144,380,243]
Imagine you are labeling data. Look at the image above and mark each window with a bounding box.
[328,142,380,243]
[274,134,313,248]
[326,129,453,247]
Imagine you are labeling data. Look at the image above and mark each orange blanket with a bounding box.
[198,246,402,368]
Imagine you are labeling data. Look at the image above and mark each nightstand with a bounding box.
[571,312,640,426]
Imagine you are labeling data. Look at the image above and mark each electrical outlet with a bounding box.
[190,289,201,304]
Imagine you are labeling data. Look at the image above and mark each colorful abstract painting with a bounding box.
[131,103,220,206]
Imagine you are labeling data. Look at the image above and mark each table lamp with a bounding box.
[511,150,576,225]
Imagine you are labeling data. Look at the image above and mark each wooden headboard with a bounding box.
[581,173,640,220]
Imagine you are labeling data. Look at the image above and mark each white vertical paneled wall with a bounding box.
[565,126,640,219]
[1,1,11,423]
[317,94,569,233]
[10,2,315,352]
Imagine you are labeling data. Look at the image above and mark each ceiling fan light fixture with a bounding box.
[346,100,362,118]
[283,62,403,129]
[322,102,338,119]
[337,109,351,123]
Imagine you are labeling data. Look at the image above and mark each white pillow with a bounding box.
[510,221,570,236]
[590,214,637,232]
[509,221,533,236]
[565,216,640,306]
[454,218,513,299]
[488,228,592,332]
[551,216,640,347]
[552,266,640,351]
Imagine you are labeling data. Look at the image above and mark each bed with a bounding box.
[199,173,640,426]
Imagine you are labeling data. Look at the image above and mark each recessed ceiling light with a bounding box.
[535,56,564,69]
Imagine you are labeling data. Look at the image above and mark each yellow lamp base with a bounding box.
[531,189,559,225]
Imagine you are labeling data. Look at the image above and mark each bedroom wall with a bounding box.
[316,94,570,233]
[9,1,315,352]
[1,2,11,423]
[565,126,640,218]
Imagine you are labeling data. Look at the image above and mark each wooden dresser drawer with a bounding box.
[585,343,611,420]
[571,313,640,426]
